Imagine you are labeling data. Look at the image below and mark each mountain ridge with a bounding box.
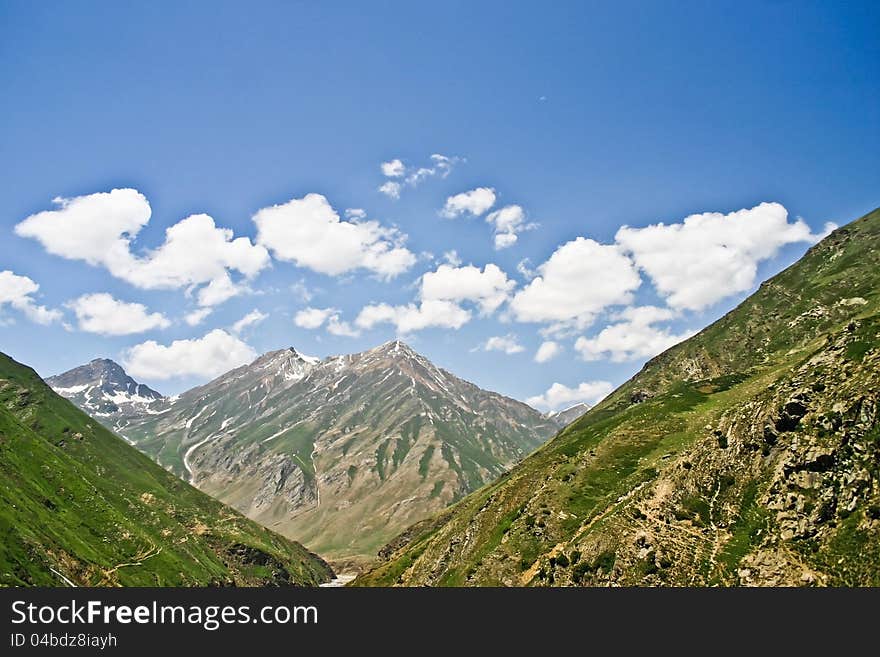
[357,207,880,586]
[53,340,561,562]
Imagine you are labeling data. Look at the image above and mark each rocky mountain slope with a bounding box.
[548,403,591,427]
[0,351,332,586]
[357,207,880,587]
[47,358,163,433]
[66,341,558,562]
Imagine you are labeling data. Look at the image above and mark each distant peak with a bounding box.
[377,339,417,355]
[251,346,322,371]
[89,357,121,367]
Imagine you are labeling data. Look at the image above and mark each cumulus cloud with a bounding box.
[526,381,614,412]
[294,306,359,337]
[615,202,832,311]
[406,154,459,184]
[377,154,462,199]
[15,189,270,308]
[481,334,525,355]
[195,273,245,307]
[574,305,694,362]
[123,329,257,381]
[231,309,267,334]
[485,205,537,250]
[516,258,536,280]
[294,307,337,329]
[510,238,640,334]
[66,293,170,336]
[355,300,470,334]
[440,187,496,218]
[421,263,515,315]
[380,159,405,177]
[534,340,562,363]
[184,308,213,326]
[326,316,360,337]
[0,270,62,325]
[351,261,513,335]
[254,193,416,279]
[443,250,462,266]
[345,208,367,219]
[15,189,150,268]
[378,181,402,199]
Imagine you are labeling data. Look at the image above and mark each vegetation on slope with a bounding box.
[0,352,333,586]
[111,343,557,562]
[358,207,880,587]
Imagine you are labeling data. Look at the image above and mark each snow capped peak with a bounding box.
[247,347,320,384]
[372,339,420,359]
[296,350,321,365]
[46,358,164,416]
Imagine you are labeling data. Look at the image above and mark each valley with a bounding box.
[51,341,563,563]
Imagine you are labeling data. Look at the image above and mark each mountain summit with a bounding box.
[67,341,558,562]
[47,358,163,431]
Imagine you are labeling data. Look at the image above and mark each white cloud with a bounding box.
[481,334,525,355]
[421,263,515,315]
[355,300,470,334]
[486,204,525,234]
[406,154,459,185]
[526,381,614,412]
[345,208,367,219]
[184,308,213,326]
[516,258,536,280]
[380,159,405,178]
[494,232,518,250]
[0,270,62,325]
[122,213,269,295]
[231,309,267,334]
[485,204,536,250]
[123,329,257,381]
[15,189,270,307]
[510,237,641,333]
[14,189,150,268]
[293,306,360,337]
[378,154,462,199]
[443,250,462,266]
[615,202,830,311]
[378,181,402,199]
[294,306,337,329]
[326,316,360,337]
[254,193,416,279]
[196,273,245,307]
[574,305,693,362]
[353,261,514,335]
[534,340,562,363]
[440,187,496,218]
[66,293,170,336]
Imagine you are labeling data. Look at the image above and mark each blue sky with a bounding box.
[0,1,877,408]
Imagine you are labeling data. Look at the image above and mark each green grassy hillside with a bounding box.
[358,207,880,587]
[0,352,333,586]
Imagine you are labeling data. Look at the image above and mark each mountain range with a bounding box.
[357,207,880,586]
[27,206,880,586]
[50,341,562,562]
[0,351,332,586]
